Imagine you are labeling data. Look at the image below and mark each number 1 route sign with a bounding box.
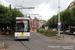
[57,22,62,26]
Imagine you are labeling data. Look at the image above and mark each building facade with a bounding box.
[29,17,39,30]
[68,0,75,9]
[29,16,47,30]
[40,20,47,28]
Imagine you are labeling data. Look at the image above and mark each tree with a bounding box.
[11,8,23,23]
[10,8,24,31]
[47,15,58,28]
[70,7,75,25]
[60,9,71,27]
[0,5,24,31]
[42,25,45,28]
[0,5,12,30]
[0,5,12,24]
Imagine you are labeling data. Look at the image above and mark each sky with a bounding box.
[0,0,74,21]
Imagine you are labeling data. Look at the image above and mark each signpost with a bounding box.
[57,22,61,37]
[57,22,61,26]
[58,0,61,37]
[57,26,61,28]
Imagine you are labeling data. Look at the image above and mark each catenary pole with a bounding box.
[58,0,60,37]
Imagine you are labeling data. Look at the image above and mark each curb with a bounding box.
[0,43,5,50]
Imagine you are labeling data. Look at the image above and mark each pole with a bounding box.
[63,23,64,39]
[63,25,64,39]
[9,4,11,11]
[58,0,60,37]
[39,16,40,30]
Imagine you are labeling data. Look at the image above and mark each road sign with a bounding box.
[68,25,70,29]
[57,22,62,26]
[57,26,61,28]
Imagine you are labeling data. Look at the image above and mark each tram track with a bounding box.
[20,40,45,50]
[28,41,45,50]
[20,41,30,50]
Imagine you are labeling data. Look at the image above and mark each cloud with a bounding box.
[49,0,74,13]
[0,0,74,21]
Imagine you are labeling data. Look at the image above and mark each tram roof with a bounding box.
[16,17,29,20]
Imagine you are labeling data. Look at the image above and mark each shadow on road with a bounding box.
[15,39,29,41]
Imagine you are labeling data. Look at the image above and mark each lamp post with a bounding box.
[58,0,60,37]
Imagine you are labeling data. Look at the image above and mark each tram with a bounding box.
[14,17,30,40]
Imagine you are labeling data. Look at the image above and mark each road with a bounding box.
[0,31,75,50]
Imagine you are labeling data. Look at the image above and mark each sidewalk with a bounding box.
[51,35,75,43]
[0,43,5,50]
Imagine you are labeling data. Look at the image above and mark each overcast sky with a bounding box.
[0,0,74,21]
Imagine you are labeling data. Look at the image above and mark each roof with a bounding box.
[29,17,32,20]
[33,17,39,20]
[68,0,75,8]
[40,19,46,22]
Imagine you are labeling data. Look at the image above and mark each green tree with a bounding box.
[0,5,24,30]
[10,8,24,30]
[0,5,12,24]
[60,9,71,27]
[11,8,23,23]
[70,7,75,25]
[42,25,45,28]
[47,15,58,28]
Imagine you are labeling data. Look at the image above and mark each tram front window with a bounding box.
[16,21,29,32]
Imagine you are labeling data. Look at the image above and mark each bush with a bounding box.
[38,30,57,37]
[37,29,39,32]
[39,30,43,33]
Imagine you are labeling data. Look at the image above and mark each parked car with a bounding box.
[65,30,72,35]
[70,27,75,36]
[57,30,63,34]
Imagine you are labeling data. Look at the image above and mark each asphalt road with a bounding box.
[0,31,75,50]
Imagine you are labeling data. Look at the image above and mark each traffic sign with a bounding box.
[68,25,70,29]
[57,22,62,26]
[57,26,61,28]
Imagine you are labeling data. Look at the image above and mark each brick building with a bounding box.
[68,0,75,9]
[29,16,39,30]
[29,16,47,30]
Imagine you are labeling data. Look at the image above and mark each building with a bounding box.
[68,0,75,9]
[29,16,47,30]
[29,16,33,30]
[33,17,39,30]
[40,20,47,28]
[29,16,39,30]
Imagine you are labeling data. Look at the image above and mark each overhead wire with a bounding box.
[36,0,50,13]
[20,0,25,12]
[5,0,19,6]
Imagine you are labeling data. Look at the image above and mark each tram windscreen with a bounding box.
[16,21,29,32]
